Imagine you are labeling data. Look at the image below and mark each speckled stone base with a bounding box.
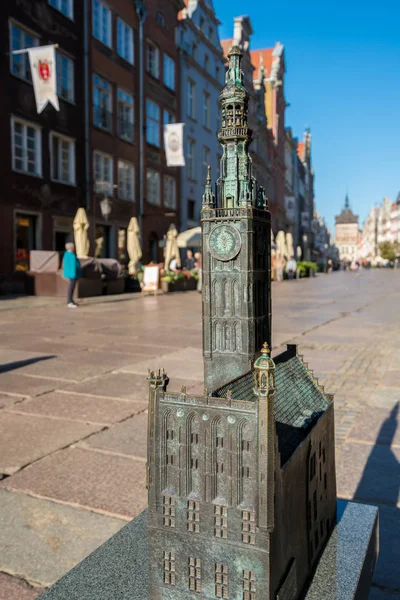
[39,501,378,600]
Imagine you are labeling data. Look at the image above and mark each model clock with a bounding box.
[208,225,241,261]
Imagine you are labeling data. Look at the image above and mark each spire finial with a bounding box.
[261,342,270,355]
[206,164,211,184]
[202,165,215,207]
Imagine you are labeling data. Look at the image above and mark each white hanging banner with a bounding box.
[27,45,59,114]
[164,123,185,167]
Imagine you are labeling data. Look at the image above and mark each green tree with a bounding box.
[379,241,397,261]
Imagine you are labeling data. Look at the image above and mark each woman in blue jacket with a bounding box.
[62,242,82,308]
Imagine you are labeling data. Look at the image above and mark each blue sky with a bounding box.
[214,0,400,232]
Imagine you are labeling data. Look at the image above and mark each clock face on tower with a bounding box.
[209,224,241,261]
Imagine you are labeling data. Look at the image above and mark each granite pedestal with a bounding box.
[39,501,378,600]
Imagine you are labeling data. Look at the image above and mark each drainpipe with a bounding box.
[84,0,90,211]
[134,1,147,242]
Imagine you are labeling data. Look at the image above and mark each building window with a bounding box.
[163,551,176,585]
[15,214,38,272]
[146,99,160,147]
[216,65,220,82]
[199,17,205,31]
[164,176,176,209]
[118,227,127,264]
[118,160,134,201]
[188,557,201,593]
[313,490,318,520]
[146,169,160,206]
[117,89,134,141]
[241,466,250,478]
[190,458,199,469]
[147,42,160,78]
[242,510,255,545]
[204,54,209,72]
[188,200,196,221]
[187,500,200,532]
[243,570,256,600]
[48,0,73,19]
[93,74,112,131]
[50,132,75,185]
[309,452,316,481]
[188,79,196,118]
[202,146,210,184]
[10,22,39,82]
[93,151,113,195]
[95,224,110,258]
[117,18,134,64]
[93,0,112,48]
[192,43,197,59]
[162,495,175,528]
[56,51,74,102]
[215,505,227,539]
[163,54,175,90]
[215,563,228,599]
[187,138,196,180]
[156,12,165,27]
[11,117,42,176]
[203,92,211,128]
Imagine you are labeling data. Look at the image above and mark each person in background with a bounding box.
[276,254,286,282]
[62,242,81,308]
[185,249,195,270]
[327,258,333,274]
[194,251,202,293]
[286,256,297,280]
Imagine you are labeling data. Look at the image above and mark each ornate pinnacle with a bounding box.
[202,165,215,207]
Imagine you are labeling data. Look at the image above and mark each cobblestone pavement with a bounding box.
[0,270,399,599]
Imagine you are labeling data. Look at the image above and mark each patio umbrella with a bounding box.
[73,208,90,258]
[286,232,294,258]
[177,227,201,249]
[164,224,181,271]
[275,230,288,258]
[127,217,142,275]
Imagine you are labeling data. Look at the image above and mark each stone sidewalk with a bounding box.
[0,270,399,598]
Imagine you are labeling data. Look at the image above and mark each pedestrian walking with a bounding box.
[62,242,81,308]
[194,252,202,293]
[286,256,297,280]
[327,259,333,274]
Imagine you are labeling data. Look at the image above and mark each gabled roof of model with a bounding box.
[215,345,331,466]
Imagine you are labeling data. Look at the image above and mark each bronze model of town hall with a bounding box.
[146,47,337,600]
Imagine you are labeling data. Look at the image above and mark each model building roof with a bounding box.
[215,346,330,466]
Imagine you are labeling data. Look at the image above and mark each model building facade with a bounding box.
[146,47,337,600]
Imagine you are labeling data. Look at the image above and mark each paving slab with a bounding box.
[19,358,110,381]
[0,373,67,397]
[337,441,400,506]
[83,413,148,458]
[0,573,43,600]
[0,393,25,409]
[0,413,101,475]
[8,392,147,425]
[348,405,400,446]
[119,346,203,381]
[0,489,124,588]
[62,372,150,401]
[3,447,147,518]
[380,371,400,389]
[60,349,142,369]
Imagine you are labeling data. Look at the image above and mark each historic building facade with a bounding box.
[147,46,336,600]
[0,0,184,291]
[0,0,86,291]
[335,195,359,262]
[177,0,225,230]
[297,130,315,260]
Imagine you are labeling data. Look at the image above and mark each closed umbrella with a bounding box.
[127,217,142,275]
[286,232,294,258]
[276,230,288,258]
[73,208,90,258]
[297,246,302,259]
[164,224,181,271]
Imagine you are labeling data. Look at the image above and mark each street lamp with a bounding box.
[95,181,118,221]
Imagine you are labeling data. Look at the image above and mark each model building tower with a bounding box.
[147,47,337,600]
